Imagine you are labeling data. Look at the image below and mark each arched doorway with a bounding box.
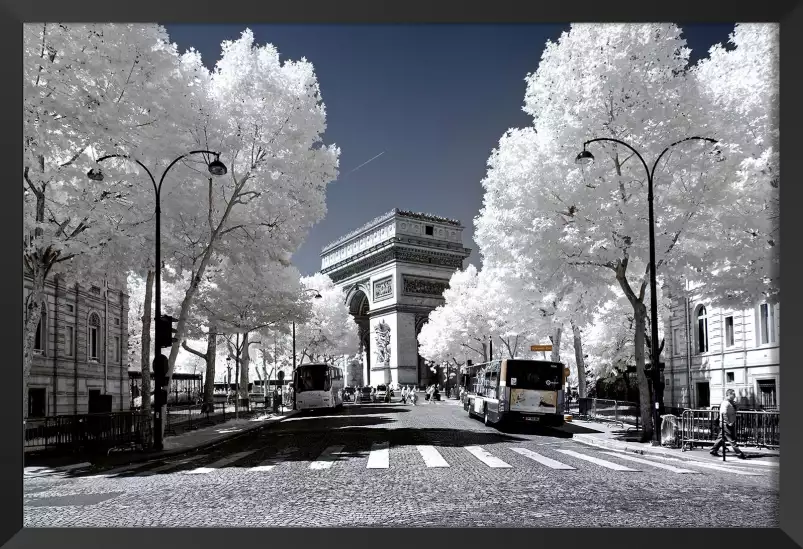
[348,289,371,386]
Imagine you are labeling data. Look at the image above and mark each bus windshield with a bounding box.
[296,364,331,393]
[505,360,563,391]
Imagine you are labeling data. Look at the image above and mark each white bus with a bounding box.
[462,359,569,427]
[293,363,345,411]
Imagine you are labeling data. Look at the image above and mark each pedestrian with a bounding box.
[710,388,746,459]
[410,388,418,406]
[401,385,408,404]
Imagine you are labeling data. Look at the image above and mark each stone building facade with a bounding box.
[321,209,471,388]
[663,280,779,411]
[24,273,130,418]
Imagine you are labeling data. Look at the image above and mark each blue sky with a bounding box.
[162,23,736,275]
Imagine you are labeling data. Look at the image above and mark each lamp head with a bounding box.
[208,156,227,176]
[314,293,323,299]
[87,168,105,182]
[575,149,594,166]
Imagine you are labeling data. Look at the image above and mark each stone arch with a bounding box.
[346,288,371,386]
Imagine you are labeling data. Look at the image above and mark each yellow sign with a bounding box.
[530,345,552,352]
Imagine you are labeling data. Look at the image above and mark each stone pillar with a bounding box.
[393,312,419,386]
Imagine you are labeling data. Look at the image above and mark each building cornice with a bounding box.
[321,208,463,254]
[322,244,469,283]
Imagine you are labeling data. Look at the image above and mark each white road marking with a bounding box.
[250,465,276,473]
[556,449,639,472]
[148,455,205,474]
[185,450,258,474]
[465,446,512,468]
[310,445,345,470]
[510,448,576,470]
[417,445,450,468]
[600,452,699,474]
[367,442,390,469]
[639,454,765,476]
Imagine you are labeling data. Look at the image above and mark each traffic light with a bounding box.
[153,354,170,409]
[156,314,179,349]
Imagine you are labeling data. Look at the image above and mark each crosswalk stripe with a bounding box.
[185,450,258,475]
[367,442,390,469]
[310,445,345,470]
[510,448,576,470]
[465,446,512,468]
[255,446,298,469]
[600,452,699,474]
[556,450,639,472]
[148,455,205,474]
[643,455,764,476]
[417,445,450,468]
[250,465,276,473]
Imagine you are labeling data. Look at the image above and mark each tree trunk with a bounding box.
[202,326,217,413]
[240,332,250,400]
[571,320,587,398]
[23,267,46,419]
[140,270,154,415]
[550,325,562,363]
[632,303,653,441]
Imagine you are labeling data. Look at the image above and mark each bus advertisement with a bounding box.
[462,359,569,427]
[293,363,345,411]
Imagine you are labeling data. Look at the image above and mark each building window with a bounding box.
[66,303,74,313]
[757,379,777,409]
[66,325,74,357]
[672,328,682,356]
[113,336,120,362]
[724,316,734,348]
[726,372,735,383]
[425,225,434,236]
[88,312,101,360]
[696,305,709,354]
[28,388,47,418]
[33,306,47,354]
[114,317,120,326]
[757,303,776,346]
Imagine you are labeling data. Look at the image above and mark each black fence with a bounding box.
[677,409,780,451]
[162,393,280,437]
[24,412,152,455]
[577,397,640,430]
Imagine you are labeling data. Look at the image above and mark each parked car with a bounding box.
[376,384,389,401]
[357,386,375,403]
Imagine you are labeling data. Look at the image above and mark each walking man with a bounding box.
[710,388,746,459]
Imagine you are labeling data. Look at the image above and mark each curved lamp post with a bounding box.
[575,136,718,444]
[88,150,227,450]
[292,288,323,410]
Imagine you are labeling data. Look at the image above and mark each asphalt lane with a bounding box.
[23,398,779,527]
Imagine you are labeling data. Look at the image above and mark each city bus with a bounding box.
[292,362,345,411]
[462,359,569,427]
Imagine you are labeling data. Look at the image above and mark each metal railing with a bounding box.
[162,395,275,436]
[679,409,780,451]
[24,412,152,454]
[577,397,640,430]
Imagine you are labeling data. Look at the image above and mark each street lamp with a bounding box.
[88,150,227,450]
[292,288,323,410]
[575,136,717,445]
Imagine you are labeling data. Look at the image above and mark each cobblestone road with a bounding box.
[24,399,779,527]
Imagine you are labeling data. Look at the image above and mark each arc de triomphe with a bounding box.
[320,209,471,388]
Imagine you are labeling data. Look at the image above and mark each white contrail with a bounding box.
[342,151,385,177]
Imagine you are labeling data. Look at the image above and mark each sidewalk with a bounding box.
[24,408,300,471]
[564,418,780,466]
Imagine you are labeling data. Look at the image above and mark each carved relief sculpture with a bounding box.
[373,276,393,302]
[375,320,391,367]
[403,275,450,297]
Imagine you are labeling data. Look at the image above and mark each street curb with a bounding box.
[97,410,301,468]
[571,434,779,462]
